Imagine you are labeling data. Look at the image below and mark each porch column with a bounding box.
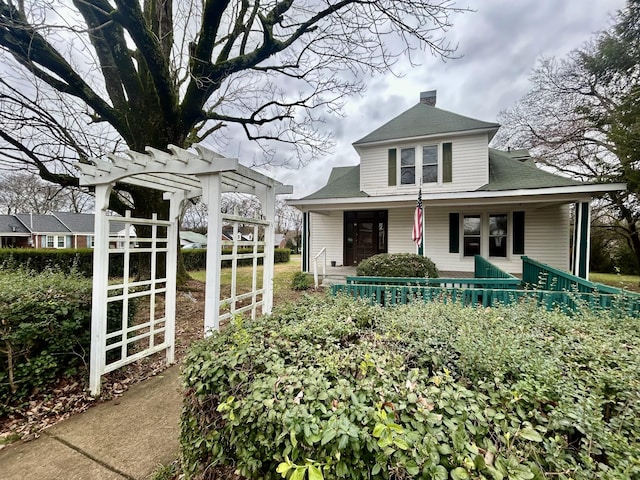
[302,212,309,272]
[572,201,591,279]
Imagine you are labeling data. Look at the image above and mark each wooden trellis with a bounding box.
[76,144,292,394]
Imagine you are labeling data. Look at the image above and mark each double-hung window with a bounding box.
[463,215,481,256]
[422,146,438,183]
[400,148,416,185]
[46,235,55,248]
[489,214,507,257]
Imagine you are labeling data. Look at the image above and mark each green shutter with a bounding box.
[449,213,459,253]
[442,142,452,183]
[513,211,525,255]
[388,149,396,186]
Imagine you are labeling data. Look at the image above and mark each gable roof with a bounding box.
[53,212,95,233]
[301,165,368,200]
[353,103,500,146]
[0,215,30,234]
[478,149,584,191]
[14,213,69,233]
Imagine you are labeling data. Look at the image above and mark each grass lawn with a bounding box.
[188,255,314,305]
[590,271,640,292]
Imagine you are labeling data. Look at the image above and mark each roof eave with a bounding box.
[288,183,627,209]
[352,126,500,149]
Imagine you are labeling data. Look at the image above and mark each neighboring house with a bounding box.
[0,215,31,247]
[53,211,96,248]
[274,233,287,248]
[14,213,71,249]
[288,90,626,277]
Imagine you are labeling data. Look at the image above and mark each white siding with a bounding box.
[388,208,416,254]
[307,203,571,275]
[358,133,490,196]
[308,211,343,268]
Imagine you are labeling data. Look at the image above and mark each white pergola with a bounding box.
[76,144,292,395]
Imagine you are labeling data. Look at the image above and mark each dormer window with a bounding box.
[388,142,453,186]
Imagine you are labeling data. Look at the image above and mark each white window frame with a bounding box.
[391,142,446,186]
[45,234,67,249]
[458,212,512,259]
[400,147,416,185]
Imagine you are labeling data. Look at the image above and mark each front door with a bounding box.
[344,210,388,266]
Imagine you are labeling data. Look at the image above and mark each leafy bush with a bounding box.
[181,296,640,479]
[183,248,291,271]
[0,268,93,412]
[291,271,312,290]
[356,253,439,278]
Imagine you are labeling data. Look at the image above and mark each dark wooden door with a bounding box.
[344,210,387,266]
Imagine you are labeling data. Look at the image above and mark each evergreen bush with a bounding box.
[356,253,439,278]
[181,296,640,479]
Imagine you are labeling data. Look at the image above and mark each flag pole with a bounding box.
[418,180,424,256]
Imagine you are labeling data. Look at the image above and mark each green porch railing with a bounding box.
[331,283,640,316]
[521,256,634,295]
[474,255,518,279]
[331,256,640,317]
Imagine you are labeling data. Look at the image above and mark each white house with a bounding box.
[288,91,626,278]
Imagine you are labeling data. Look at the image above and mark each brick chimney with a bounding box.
[420,90,437,106]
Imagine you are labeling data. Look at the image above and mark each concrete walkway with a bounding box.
[0,366,182,480]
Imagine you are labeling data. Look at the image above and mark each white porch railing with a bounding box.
[313,247,327,288]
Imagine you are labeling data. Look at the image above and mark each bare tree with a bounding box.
[494,2,640,271]
[0,0,464,220]
[0,171,92,214]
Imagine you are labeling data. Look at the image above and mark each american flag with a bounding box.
[412,188,423,247]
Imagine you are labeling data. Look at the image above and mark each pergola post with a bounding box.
[258,184,276,315]
[164,190,187,363]
[201,173,223,334]
[89,184,112,395]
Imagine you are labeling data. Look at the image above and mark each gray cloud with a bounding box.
[261,0,626,199]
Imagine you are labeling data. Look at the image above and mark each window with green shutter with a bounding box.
[388,149,396,186]
[449,213,459,253]
[442,142,452,183]
[513,211,525,254]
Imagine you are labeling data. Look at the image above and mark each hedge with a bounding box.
[0,268,93,413]
[181,295,640,479]
[0,247,291,276]
[0,268,138,414]
[182,248,290,271]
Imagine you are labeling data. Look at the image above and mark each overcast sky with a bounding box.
[250,0,626,199]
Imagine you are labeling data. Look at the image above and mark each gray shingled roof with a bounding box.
[478,149,584,191]
[353,103,500,146]
[298,149,586,201]
[53,212,95,233]
[0,215,30,234]
[14,213,69,233]
[301,165,368,200]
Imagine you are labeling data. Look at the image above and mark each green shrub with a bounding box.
[182,248,291,271]
[291,271,312,290]
[0,268,93,412]
[356,253,439,278]
[181,296,640,479]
